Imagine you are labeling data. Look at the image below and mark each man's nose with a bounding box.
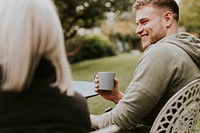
[135,25,143,35]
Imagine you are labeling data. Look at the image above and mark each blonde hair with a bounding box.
[0,0,74,95]
[132,0,179,21]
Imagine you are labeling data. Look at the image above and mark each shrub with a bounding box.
[68,35,116,63]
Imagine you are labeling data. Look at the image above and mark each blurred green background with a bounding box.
[54,0,200,55]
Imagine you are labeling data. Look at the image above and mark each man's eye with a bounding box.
[142,21,147,25]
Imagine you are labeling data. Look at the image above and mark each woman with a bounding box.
[0,0,91,132]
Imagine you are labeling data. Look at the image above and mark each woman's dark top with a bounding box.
[0,58,91,133]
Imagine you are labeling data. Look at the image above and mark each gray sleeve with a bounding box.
[95,45,178,132]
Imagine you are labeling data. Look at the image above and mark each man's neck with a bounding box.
[166,22,179,37]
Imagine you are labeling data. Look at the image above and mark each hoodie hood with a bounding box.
[159,32,200,67]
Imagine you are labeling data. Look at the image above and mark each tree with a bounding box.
[54,0,135,41]
[179,0,200,36]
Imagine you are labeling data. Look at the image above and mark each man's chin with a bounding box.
[142,42,151,50]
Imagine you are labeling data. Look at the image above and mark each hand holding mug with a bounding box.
[94,72,123,104]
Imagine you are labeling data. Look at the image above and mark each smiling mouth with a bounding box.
[141,34,148,38]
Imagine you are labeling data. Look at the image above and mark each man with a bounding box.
[90,0,200,132]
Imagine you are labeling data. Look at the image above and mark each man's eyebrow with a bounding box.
[136,18,148,25]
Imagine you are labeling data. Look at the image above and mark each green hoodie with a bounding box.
[94,32,200,132]
[164,32,200,66]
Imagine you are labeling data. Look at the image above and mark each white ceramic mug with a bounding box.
[97,72,115,91]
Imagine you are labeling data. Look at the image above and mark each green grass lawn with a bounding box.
[71,53,200,132]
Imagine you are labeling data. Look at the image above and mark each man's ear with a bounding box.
[164,11,173,28]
